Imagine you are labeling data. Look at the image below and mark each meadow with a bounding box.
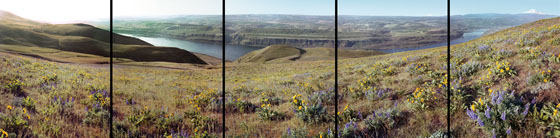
[0,52,109,137]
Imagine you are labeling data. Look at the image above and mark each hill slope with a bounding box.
[235,45,384,63]
[0,10,206,64]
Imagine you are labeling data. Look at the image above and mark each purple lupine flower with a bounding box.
[496,92,504,105]
[492,129,496,138]
[506,127,512,135]
[501,111,506,121]
[287,127,291,135]
[531,97,536,104]
[85,107,88,112]
[358,111,363,120]
[345,122,350,129]
[491,91,497,105]
[485,106,491,119]
[467,109,478,120]
[328,128,331,134]
[477,116,484,126]
[522,103,530,116]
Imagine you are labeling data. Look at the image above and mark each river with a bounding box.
[121,34,261,61]
[374,30,486,53]
[122,30,485,61]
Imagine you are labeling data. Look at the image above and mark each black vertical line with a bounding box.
[447,0,451,137]
[109,0,114,137]
[334,0,338,137]
[222,0,226,137]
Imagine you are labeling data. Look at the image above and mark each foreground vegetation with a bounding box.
[0,53,109,137]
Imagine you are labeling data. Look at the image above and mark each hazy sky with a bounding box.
[114,0,222,17]
[339,0,447,16]
[0,0,109,24]
[340,0,559,16]
[452,0,560,15]
[227,0,334,15]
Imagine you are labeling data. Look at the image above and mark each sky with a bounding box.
[339,0,559,16]
[0,0,109,24]
[114,0,222,17]
[1,0,557,23]
[227,0,334,15]
[339,0,447,16]
[451,0,560,15]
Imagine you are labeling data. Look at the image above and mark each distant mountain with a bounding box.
[0,10,207,64]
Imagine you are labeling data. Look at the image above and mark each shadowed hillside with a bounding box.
[0,10,207,64]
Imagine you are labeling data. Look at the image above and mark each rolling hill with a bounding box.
[235,45,384,63]
[0,10,207,64]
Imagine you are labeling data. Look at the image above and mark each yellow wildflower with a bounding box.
[23,108,26,114]
[294,99,298,103]
[471,104,476,111]
[500,69,504,73]
[267,104,271,107]
[544,79,548,83]
[554,109,558,116]
[6,105,12,110]
[261,104,265,108]
[488,89,493,94]
[556,103,560,108]
[506,67,510,71]
[1,129,7,137]
[478,98,484,106]
[299,106,302,110]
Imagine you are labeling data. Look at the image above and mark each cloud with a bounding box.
[523,9,544,14]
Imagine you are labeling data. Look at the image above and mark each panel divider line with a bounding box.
[109,0,114,137]
[447,0,451,137]
[334,0,339,137]
[222,0,226,137]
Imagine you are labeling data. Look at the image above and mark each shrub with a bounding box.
[340,121,360,138]
[527,70,554,86]
[363,108,402,137]
[456,61,483,78]
[83,105,109,126]
[21,97,36,112]
[293,94,330,124]
[256,104,285,121]
[466,90,530,137]
[4,79,23,95]
[532,103,560,137]
[282,127,308,138]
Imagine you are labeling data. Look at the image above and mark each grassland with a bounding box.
[0,52,109,137]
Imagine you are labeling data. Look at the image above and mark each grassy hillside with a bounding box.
[235,45,383,63]
[449,17,560,137]
[0,53,110,137]
[0,10,207,64]
[223,17,560,137]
